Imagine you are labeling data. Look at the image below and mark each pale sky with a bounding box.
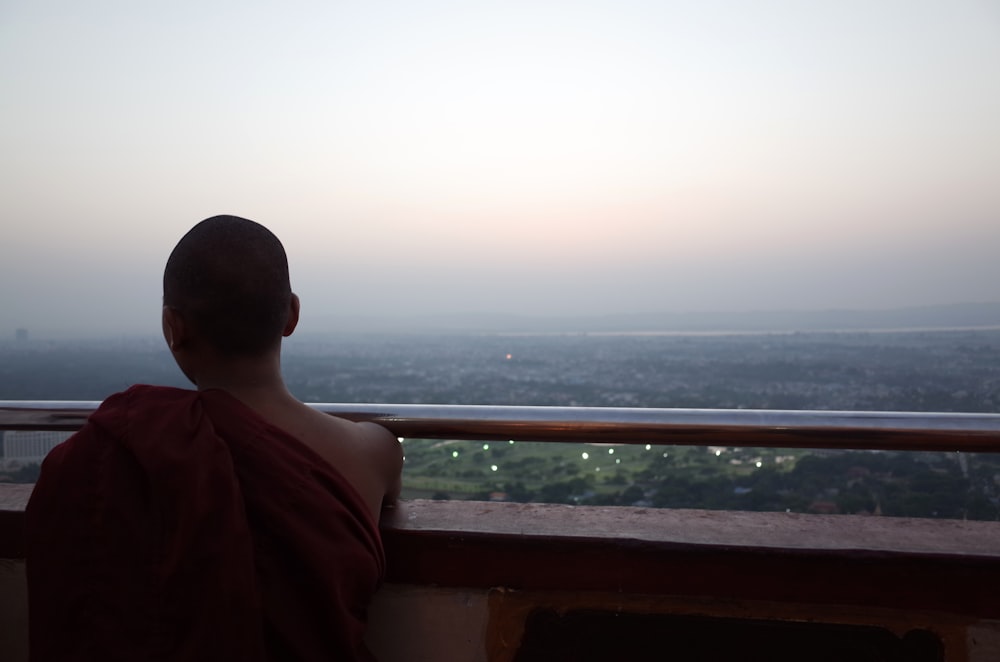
[2,0,999,337]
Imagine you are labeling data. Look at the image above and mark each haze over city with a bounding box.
[2,1,998,338]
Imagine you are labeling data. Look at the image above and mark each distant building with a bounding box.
[1,430,71,466]
[15,328,28,342]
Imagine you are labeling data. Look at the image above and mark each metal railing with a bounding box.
[2,401,1000,452]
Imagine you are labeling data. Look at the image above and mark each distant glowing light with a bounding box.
[452,451,459,458]
[397,437,405,443]
[756,461,763,468]
[483,443,489,450]
[662,452,669,458]
[615,458,621,464]
[645,444,652,451]
[582,452,590,460]
[491,464,498,472]
[715,450,722,457]
[506,353,512,360]
[509,440,515,444]
[608,448,614,455]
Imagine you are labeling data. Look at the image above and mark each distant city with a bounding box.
[6,301,1000,339]
[2,323,999,520]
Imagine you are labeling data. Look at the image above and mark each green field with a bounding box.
[400,437,809,504]
[400,437,1000,520]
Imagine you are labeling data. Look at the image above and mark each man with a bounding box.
[26,215,402,661]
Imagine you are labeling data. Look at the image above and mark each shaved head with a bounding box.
[163,215,292,357]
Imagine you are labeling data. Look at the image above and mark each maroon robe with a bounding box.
[26,385,384,661]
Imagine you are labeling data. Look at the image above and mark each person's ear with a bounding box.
[282,294,300,337]
[162,305,188,351]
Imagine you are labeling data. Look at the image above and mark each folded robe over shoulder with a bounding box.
[26,385,384,662]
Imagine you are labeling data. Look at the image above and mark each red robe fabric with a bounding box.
[26,385,384,662]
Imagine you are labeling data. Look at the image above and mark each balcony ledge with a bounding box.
[4,484,1000,660]
[4,484,998,619]
[380,499,1000,619]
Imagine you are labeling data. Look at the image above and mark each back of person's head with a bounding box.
[163,215,292,357]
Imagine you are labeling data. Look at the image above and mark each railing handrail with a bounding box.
[2,400,1000,452]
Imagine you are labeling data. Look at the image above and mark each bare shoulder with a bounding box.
[356,421,402,458]
[354,421,404,507]
[293,407,403,516]
[305,409,398,460]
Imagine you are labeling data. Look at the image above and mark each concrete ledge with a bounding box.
[382,499,1000,555]
[381,500,1000,618]
[4,485,1000,619]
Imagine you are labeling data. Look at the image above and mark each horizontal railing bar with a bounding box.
[2,401,1000,452]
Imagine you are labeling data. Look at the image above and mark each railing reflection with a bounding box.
[2,401,999,452]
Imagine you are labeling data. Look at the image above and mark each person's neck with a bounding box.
[193,354,297,411]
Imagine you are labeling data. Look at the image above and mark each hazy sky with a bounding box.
[2,0,999,337]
